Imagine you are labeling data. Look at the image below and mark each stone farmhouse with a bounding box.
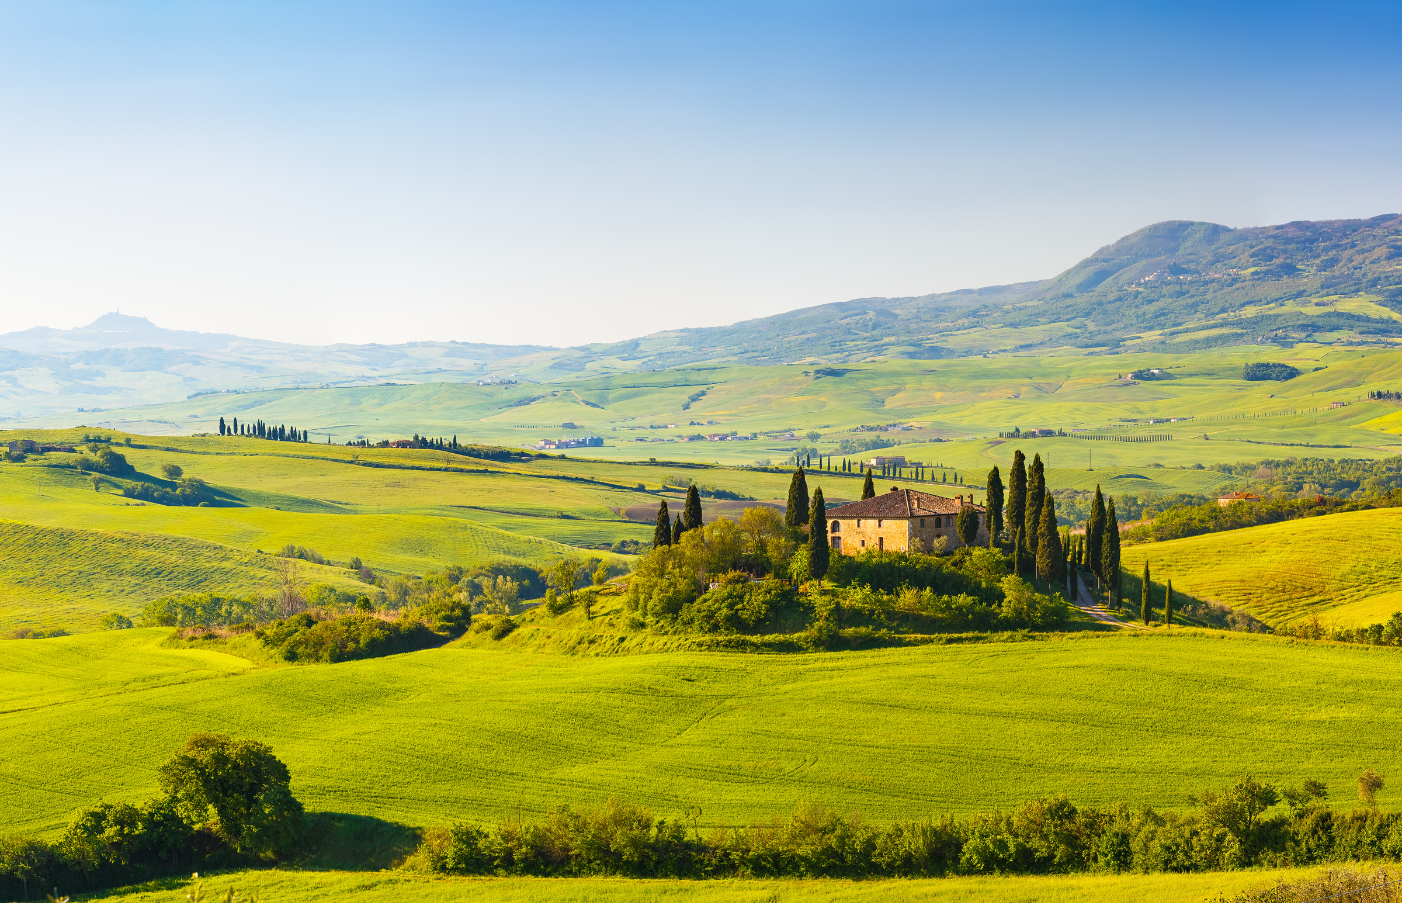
[826,487,987,555]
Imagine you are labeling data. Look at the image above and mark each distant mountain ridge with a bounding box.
[2,213,1400,419]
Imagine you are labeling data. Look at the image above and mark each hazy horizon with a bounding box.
[1,1,1398,348]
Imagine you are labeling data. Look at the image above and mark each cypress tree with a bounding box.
[1086,486,1106,588]
[808,488,829,581]
[219,416,226,436]
[861,468,875,500]
[985,466,1005,545]
[1012,528,1022,578]
[1036,495,1061,586]
[653,501,672,547]
[785,467,810,529]
[1007,450,1027,547]
[1141,562,1152,625]
[1102,500,1121,609]
[232,417,239,435]
[684,484,703,532]
[1164,578,1174,628]
[1065,533,1076,600]
[1024,454,1045,562]
[673,518,683,544]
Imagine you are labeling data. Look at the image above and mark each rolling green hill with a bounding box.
[4,627,1401,839]
[1121,507,1402,627]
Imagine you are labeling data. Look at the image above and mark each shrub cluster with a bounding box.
[0,734,302,900]
[255,607,464,664]
[413,777,1402,880]
[1280,612,1402,647]
[121,476,212,506]
[72,445,136,477]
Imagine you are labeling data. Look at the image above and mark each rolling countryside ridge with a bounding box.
[5,4,1402,900]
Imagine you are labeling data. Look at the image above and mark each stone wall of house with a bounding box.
[829,512,988,555]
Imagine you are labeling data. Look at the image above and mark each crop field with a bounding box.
[86,866,1325,903]
[20,346,1402,467]
[0,520,362,631]
[1121,507,1402,625]
[5,628,1402,839]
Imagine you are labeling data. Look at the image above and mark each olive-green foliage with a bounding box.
[807,488,829,580]
[677,577,798,634]
[828,547,1007,604]
[1123,490,1402,545]
[73,446,135,477]
[411,775,1402,880]
[98,611,134,630]
[255,597,469,664]
[0,733,303,900]
[143,592,273,628]
[956,506,979,548]
[1243,362,1301,381]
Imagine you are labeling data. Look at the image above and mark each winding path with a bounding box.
[1073,572,1154,631]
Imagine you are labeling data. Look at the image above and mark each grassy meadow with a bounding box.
[1121,507,1402,626]
[86,866,1328,903]
[6,626,1402,839]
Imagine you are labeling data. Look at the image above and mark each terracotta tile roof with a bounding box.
[828,487,983,519]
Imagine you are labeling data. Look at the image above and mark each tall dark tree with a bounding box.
[673,518,683,544]
[1102,500,1121,609]
[1007,450,1027,549]
[786,467,810,529]
[1086,486,1106,588]
[861,468,875,500]
[985,466,1005,545]
[1141,561,1152,625]
[956,504,979,548]
[1024,453,1046,562]
[1036,495,1062,586]
[807,488,829,581]
[653,500,672,547]
[232,416,239,435]
[1012,528,1023,578]
[684,484,704,532]
[1164,578,1174,628]
[219,416,227,436]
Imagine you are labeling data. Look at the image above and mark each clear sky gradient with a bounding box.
[0,1,1399,347]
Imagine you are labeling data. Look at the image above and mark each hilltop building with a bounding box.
[1217,491,1262,507]
[826,487,987,554]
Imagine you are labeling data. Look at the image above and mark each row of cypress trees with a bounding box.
[653,485,705,547]
[217,416,310,443]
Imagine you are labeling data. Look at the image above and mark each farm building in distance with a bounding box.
[866,455,908,467]
[1217,491,1263,506]
[536,436,604,450]
[826,487,987,554]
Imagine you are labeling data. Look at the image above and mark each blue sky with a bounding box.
[0,1,1398,346]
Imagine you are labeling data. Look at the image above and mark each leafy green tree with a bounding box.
[1035,496,1061,586]
[1141,562,1152,625]
[807,488,829,581]
[653,500,672,547]
[550,559,586,611]
[861,468,875,500]
[985,466,1004,545]
[158,733,304,857]
[1192,775,1281,858]
[1086,486,1106,587]
[1102,500,1121,609]
[161,463,183,481]
[785,467,810,528]
[956,504,979,548]
[1025,454,1045,562]
[1164,578,1174,627]
[1007,450,1027,548]
[684,484,704,532]
[1359,769,1385,811]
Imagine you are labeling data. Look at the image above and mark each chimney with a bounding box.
[890,486,898,493]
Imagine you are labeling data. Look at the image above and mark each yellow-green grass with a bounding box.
[0,519,358,632]
[5,629,1402,838]
[1322,590,1402,626]
[86,866,1327,903]
[1121,508,1402,625]
[23,346,1402,469]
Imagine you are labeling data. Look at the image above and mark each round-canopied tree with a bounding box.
[158,733,304,857]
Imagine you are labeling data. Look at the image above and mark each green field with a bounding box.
[1121,507,1402,626]
[86,866,1326,903]
[23,346,1402,469]
[5,627,1402,839]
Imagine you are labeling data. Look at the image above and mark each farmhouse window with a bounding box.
[919,518,925,526]
[935,516,942,527]
[877,519,883,527]
[878,537,884,550]
[831,521,840,532]
[831,537,841,550]
[860,539,866,548]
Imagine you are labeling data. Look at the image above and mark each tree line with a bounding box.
[218,417,311,442]
[414,773,1401,880]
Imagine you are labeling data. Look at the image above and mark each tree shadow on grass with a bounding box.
[295,812,424,871]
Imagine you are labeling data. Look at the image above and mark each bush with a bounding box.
[73,446,135,477]
[98,612,134,630]
[677,579,796,634]
[121,477,211,506]
[142,593,270,628]
[255,612,448,663]
[1243,362,1300,381]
